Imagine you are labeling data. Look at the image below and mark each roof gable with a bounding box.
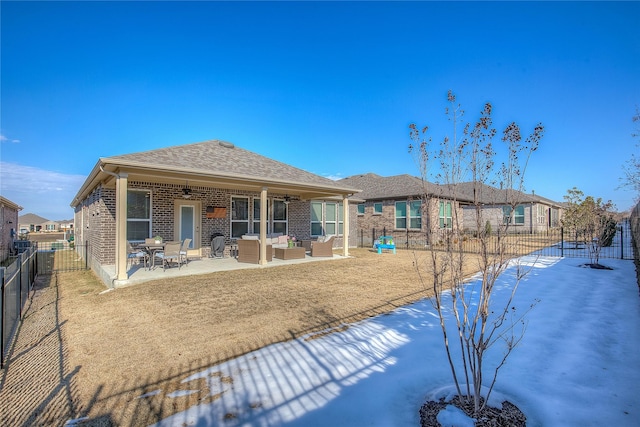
[73,140,360,205]
[106,140,345,188]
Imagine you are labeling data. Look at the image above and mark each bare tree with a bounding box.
[620,106,640,202]
[409,91,544,416]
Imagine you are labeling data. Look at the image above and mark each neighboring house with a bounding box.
[71,140,361,286]
[18,213,56,234]
[0,196,22,262]
[339,173,563,246]
[454,182,564,234]
[339,173,466,246]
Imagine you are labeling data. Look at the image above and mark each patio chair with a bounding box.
[310,235,335,257]
[180,238,192,265]
[237,239,272,264]
[127,241,149,270]
[154,241,183,271]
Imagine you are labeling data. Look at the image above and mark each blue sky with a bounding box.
[1,1,639,220]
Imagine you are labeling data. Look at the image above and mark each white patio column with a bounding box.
[115,173,128,281]
[342,195,350,257]
[259,187,268,265]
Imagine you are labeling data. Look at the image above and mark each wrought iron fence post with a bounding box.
[561,227,564,257]
[619,225,624,260]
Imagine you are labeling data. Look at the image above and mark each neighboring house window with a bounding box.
[503,205,525,225]
[127,190,151,241]
[537,205,546,225]
[357,203,365,215]
[396,201,421,229]
[231,196,249,238]
[310,201,343,237]
[253,198,270,234]
[46,224,56,231]
[373,202,383,215]
[395,202,407,229]
[409,200,422,229]
[273,199,288,235]
[439,201,452,229]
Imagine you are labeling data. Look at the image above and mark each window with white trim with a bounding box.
[325,202,337,235]
[231,196,249,238]
[253,197,270,234]
[310,201,343,237]
[273,199,288,235]
[439,201,452,229]
[127,189,151,241]
[503,205,525,225]
[357,203,365,215]
[311,202,323,236]
[537,205,546,225]
[395,201,406,229]
[409,200,422,229]
[373,202,383,215]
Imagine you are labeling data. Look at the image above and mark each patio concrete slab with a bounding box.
[102,253,346,288]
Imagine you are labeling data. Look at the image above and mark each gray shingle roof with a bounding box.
[340,173,561,206]
[339,173,445,200]
[105,140,354,191]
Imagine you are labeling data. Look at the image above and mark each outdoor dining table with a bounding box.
[137,242,166,269]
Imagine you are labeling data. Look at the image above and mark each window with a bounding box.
[409,200,422,229]
[395,202,406,229]
[311,201,344,237]
[373,202,383,215]
[311,202,323,236]
[396,201,421,229]
[127,190,151,241]
[537,205,546,225]
[357,203,365,215]
[325,202,337,235]
[439,201,452,229]
[253,198,270,234]
[231,196,249,238]
[273,199,288,235]
[503,205,525,225]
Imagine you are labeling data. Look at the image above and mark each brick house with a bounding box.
[0,196,22,262]
[339,173,563,247]
[71,140,360,285]
[339,173,465,247]
[454,182,564,234]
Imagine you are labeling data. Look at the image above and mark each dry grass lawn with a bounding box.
[35,248,484,425]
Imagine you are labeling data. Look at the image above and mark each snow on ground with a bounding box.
[149,250,640,427]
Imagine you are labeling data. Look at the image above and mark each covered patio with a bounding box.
[71,140,361,288]
[107,251,348,288]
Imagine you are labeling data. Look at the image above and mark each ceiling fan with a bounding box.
[181,181,197,199]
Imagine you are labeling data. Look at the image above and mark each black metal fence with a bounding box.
[359,223,634,260]
[34,241,89,274]
[1,245,37,368]
[1,241,89,368]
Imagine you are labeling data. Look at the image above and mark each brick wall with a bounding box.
[0,204,19,261]
[76,181,357,265]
